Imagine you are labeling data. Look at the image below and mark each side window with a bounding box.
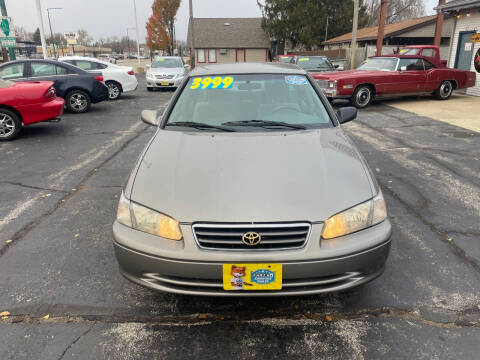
[96,63,108,69]
[55,65,74,75]
[399,58,424,71]
[197,49,205,63]
[75,60,97,70]
[31,63,57,77]
[421,49,436,58]
[423,60,434,70]
[0,63,25,80]
[62,60,75,65]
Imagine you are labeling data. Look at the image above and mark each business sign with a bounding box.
[474,48,480,73]
[472,33,480,43]
[64,32,77,45]
[0,37,16,48]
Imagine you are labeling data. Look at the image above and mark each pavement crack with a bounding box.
[0,127,147,258]
[57,323,96,360]
[0,181,68,194]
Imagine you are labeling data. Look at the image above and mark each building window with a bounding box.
[208,49,216,63]
[197,49,205,63]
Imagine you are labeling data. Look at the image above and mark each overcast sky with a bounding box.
[5,0,438,43]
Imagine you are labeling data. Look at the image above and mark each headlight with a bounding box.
[329,81,337,89]
[321,190,387,239]
[116,192,183,240]
[146,72,155,79]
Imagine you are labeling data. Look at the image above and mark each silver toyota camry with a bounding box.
[113,62,391,296]
[146,56,189,91]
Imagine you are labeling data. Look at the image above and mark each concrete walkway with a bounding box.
[383,93,480,133]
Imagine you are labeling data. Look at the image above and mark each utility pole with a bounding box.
[0,0,16,60]
[325,16,329,42]
[35,0,48,59]
[47,8,62,59]
[434,0,446,47]
[133,0,140,63]
[189,0,195,67]
[127,27,135,57]
[376,0,387,56]
[350,0,359,70]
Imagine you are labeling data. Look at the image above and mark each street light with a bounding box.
[47,7,62,58]
[126,27,135,57]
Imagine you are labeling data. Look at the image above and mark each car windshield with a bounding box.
[165,74,333,132]
[152,58,183,68]
[357,57,398,71]
[0,78,13,88]
[399,48,418,55]
[296,57,334,70]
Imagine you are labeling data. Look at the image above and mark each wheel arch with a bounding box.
[105,79,123,92]
[444,79,458,89]
[354,83,376,96]
[64,87,91,99]
[0,105,23,123]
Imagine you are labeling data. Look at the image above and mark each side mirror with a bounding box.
[399,66,407,71]
[141,110,159,126]
[334,64,339,69]
[184,64,190,70]
[337,107,357,124]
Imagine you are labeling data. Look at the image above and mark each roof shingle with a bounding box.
[187,18,271,49]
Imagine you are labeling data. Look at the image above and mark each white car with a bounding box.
[98,54,116,64]
[59,56,138,100]
[146,56,189,90]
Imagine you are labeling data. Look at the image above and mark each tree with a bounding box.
[146,0,180,55]
[76,29,93,46]
[364,0,426,26]
[258,0,370,51]
[33,28,41,45]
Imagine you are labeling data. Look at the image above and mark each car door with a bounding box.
[0,62,27,81]
[25,62,78,98]
[422,59,440,92]
[396,58,427,93]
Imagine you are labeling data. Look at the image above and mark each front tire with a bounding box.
[0,108,22,141]
[147,87,154,92]
[351,85,373,108]
[66,90,91,113]
[106,81,122,100]
[434,80,453,100]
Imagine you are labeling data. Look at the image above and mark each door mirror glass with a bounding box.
[337,107,357,124]
[141,110,160,126]
[184,64,190,70]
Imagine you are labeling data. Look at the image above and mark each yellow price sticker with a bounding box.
[190,76,234,89]
[298,57,309,61]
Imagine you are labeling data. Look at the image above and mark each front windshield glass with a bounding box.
[0,78,13,88]
[399,48,418,55]
[296,57,334,70]
[165,74,333,131]
[357,57,398,71]
[152,58,183,68]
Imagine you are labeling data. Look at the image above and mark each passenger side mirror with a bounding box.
[334,64,339,69]
[399,66,407,71]
[141,110,159,126]
[184,64,190,70]
[337,107,357,124]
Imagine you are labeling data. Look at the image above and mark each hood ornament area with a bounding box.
[242,232,262,246]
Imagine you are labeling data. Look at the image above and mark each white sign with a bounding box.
[465,42,472,51]
[64,32,77,45]
[0,17,15,39]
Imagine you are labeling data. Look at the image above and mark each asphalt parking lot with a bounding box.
[1,76,479,359]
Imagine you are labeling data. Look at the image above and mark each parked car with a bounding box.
[312,54,476,108]
[0,59,109,113]
[292,56,338,73]
[0,78,64,140]
[145,56,189,91]
[398,45,447,67]
[276,54,296,64]
[59,56,138,100]
[98,54,116,64]
[112,62,391,296]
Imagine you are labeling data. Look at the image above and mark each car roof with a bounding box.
[59,56,111,65]
[189,62,306,76]
[0,58,87,72]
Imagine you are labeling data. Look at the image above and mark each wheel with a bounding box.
[434,80,453,100]
[65,90,91,113]
[351,85,373,108]
[0,108,22,141]
[106,81,122,100]
[147,87,154,92]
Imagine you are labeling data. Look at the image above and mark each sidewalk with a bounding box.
[383,93,480,133]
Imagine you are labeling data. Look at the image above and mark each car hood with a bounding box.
[131,128,374,223]
[147,67,184,76]
[311,69,389,80]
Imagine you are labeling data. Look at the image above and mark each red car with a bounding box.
[312,53,476,108]
[0,79,64,140]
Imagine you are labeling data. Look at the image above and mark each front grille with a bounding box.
[316,79,329,89]
[155,75,174,79]
[192,223,311,250]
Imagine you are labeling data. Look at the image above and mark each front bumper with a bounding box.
[146,76,184,88]
[112,220,391,296]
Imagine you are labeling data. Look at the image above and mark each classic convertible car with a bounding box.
[312,53,476,108]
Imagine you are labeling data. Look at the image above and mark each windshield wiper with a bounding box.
[222,120,306,130]
[166,121,235,132]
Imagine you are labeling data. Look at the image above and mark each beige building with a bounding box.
[187,18,271,65]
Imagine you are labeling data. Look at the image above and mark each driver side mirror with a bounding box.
[141,110,160,126]
[337,107,357,124]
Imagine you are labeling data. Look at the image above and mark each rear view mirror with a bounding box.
[337,107,357,124]
[141,110,159,126]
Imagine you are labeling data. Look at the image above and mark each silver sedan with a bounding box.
[113,62,391,296]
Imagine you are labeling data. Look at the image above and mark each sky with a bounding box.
[5,0,438,43]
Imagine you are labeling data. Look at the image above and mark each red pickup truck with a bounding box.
[311,45,476,108]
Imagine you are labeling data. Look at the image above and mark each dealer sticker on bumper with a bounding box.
[222,263,282,290]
